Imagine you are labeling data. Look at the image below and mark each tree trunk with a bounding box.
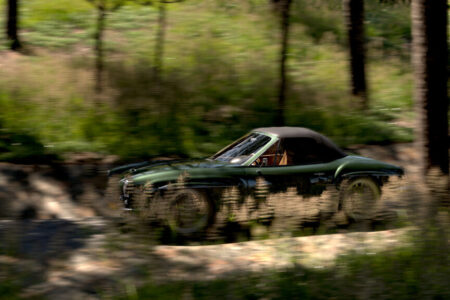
[343,0,368,108]
[154,2,167,79]
[6,0,21,51]
[95,6,106,94]
[411,0,449,175]
[275,0,292,126]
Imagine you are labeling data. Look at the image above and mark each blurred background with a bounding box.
[0,0,448,299]
[0,0,415,161]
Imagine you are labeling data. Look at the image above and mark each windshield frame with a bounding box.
[211,131,278,166]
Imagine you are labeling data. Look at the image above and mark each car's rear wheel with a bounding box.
[340,177,381,222]
[168,189,214,234]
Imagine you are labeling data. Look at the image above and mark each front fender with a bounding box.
[155,177,247,192]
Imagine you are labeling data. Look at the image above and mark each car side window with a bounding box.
[251,141,285,167]
[251,137,338,167]
[281,138,328,165]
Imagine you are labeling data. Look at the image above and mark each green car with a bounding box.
[109,127,403,233]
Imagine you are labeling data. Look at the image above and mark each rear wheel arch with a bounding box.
[338,176,382,221]
[335,170,388,187]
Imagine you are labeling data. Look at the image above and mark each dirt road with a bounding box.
[0,143,424,299]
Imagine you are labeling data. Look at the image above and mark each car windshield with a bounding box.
[212,133,271,164]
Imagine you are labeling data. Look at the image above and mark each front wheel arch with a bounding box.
[166,188,216,234]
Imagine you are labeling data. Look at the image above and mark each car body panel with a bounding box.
[125,155,402,184]
[112,127,404,210]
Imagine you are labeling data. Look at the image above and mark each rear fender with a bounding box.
[335,170,400,188]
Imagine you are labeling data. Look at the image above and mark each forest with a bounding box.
[1,0,420,160]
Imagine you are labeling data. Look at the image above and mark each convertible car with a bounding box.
[109,127,403,233]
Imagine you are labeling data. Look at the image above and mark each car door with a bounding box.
[245,138,337,197]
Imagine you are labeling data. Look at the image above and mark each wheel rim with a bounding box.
[170,190,209,234]
[343,179,380,221]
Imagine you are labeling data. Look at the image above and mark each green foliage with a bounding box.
[0,93,57,162]
[291,0,345,44]
[0,0,415,160]
[21,0,93,27]
[0,279,22,300]
[86,0,128,12]
[0,260,43,300]
[365,0,412,56]
[0,266,44,300]
[0,129,47,162]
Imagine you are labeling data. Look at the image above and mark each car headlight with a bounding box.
[122,179,129,196]
[121,179,134,197]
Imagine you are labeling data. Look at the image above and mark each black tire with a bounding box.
[339,177,381,222]
[168,189,215,234]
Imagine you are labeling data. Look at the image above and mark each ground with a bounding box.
[0,143,429,299]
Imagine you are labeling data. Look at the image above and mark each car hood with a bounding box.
[109,158,233,177]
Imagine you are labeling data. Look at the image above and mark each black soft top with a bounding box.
[252,127,347,158]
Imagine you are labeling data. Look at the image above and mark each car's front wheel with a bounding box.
[168,189,215,234]
[339,177,381,222]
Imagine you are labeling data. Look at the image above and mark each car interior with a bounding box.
[252,138,332,167]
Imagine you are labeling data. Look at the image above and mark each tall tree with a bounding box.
[152,0,182,79]
[87,0,124,94]
[272,0,293,126]
[343,0,368,108]
[411,0,448,175]
[137,0,181,79]
[6,0,21,50]
[153,1,166,79]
